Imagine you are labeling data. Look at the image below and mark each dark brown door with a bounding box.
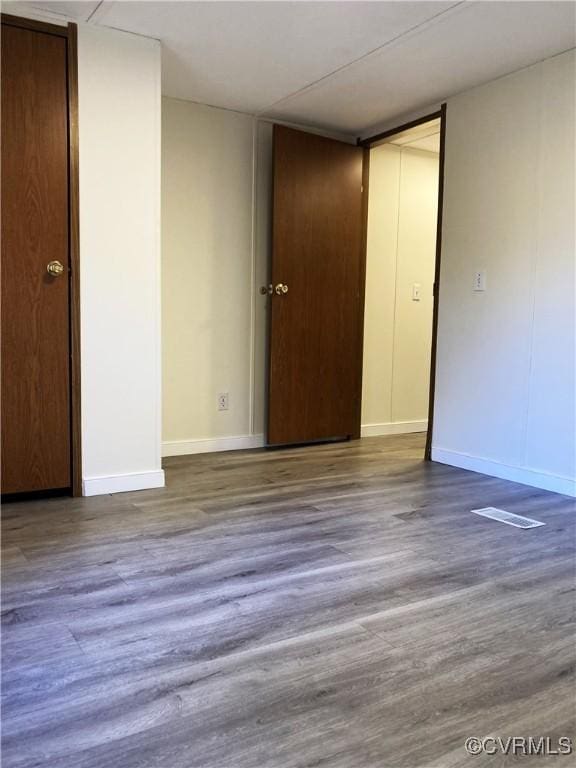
[267,125,365,446]
[1,23,71,493]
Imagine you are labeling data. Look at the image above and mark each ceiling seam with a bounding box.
[87,1,105,23]
[255,0,469,117]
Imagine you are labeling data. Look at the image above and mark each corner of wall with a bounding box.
[78,24,163,496]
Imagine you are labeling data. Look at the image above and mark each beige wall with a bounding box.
[162,100,279,454]
[162,99,257,452]
[362,144,438,435]
[432,48,575,496]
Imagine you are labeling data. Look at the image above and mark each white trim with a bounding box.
[162,434,265,457]
[431,448,576,498]
[82,470,165,497]
[361,420,428,438]
[164,425,428,456]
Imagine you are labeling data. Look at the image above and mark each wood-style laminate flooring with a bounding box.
[2,434,575,767]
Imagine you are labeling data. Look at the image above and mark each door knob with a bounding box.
[46,260,65,277]
[274,283,289,295]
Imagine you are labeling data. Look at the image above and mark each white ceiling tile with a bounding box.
[3,1,102,22]
[266,1,576,134]
[92,1,458,114]
[5,1,573,136]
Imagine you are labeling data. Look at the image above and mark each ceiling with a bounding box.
[394,133,440,154]
[389,119,441,153]
[5,1,576,137]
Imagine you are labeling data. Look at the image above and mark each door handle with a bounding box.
[46,260,65,277]
[274,283,289,295]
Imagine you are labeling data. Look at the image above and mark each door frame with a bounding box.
[358,104,447,460]
[1,14,82,495]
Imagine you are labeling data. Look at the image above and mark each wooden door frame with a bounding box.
[357,104,447,460]
[1,14,82,495]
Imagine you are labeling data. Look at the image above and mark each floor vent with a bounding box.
[472,507,545,529]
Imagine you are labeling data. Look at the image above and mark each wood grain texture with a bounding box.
[268,125,365,446]
[1,22,71,493]
[2,434,575,767]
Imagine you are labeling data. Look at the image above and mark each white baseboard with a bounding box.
[361,420,428,438]
[162,434,265,457]
[163,426,426,456]
[431,447,576,498]
[82,469,165,497]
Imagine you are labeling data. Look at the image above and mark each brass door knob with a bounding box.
[274,283,289,295]
[46,260,65,277]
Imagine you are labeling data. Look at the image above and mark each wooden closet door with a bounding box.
[267,125,366,446]
[1,23,71,493]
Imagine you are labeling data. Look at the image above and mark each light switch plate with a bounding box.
[412,283,421,301]
[474,270,486,291]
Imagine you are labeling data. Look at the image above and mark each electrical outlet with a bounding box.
[218,393,229,411]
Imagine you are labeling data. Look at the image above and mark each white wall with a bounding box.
[432,48,576,496]
[362,144,438,436]
[78,25,164,495]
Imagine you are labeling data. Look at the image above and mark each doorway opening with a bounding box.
[359,108,446,459]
